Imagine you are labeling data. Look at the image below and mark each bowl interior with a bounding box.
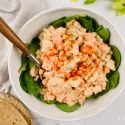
[8,7,125,121]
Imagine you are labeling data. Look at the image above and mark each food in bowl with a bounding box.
[19,14,121,112]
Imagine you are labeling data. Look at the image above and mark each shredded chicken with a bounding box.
[30,20,115,106]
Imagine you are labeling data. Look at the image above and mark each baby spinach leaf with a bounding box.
[50,17,67,28]
[34,93,44,101]
[18,54,28,73]
[98,82,110,95]
[64,16,78,23]
[30,36,40,45]
[29,60,35,70]
[96,25,103,32]
[85,16,99,31]
[35,93,56,104]
[92,18,99,31]
[111,45,121,69]
[19,36,40,72]
[43,99,56,104]
[87,95,96,99]
[106,71,113,79]
[96,27,110,43]
[23,72,40,96]
[56,102,80,112]
[19,71,28,93]
[28,36,40,69]
[49,17,66,25]
[88,82,110,99]
[64,14,86,23]
[77,17,94,32]
[88,70,120,100]
[108,71,120,89]
[52,20,66,28]
[28,37,40,55]
[50,15,98,33]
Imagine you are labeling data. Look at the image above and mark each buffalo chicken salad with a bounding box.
[19,15,121,112]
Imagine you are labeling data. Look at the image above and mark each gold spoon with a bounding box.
[0,17,41,67]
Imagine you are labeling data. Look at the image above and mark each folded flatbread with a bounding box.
[0,99,28,125]
[0,93,31,125]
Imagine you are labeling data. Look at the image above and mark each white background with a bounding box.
[11,0,125,125]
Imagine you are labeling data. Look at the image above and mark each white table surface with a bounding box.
[11,0,125,125]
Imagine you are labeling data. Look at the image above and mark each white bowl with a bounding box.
[8,7,125,121]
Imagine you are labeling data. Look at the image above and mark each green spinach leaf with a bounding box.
[43,99,56,104]
[35,93,56,104]
[28,37,40,55]
[23,72,40,95]
[77,17,94,32]
[19,36,40,72]
[88,70,120,100]
[64,14,86,23]
[56,102,80,112]
[29,60,35,70]
[28,37,40,69]
[96,25,103,32]
[108,71,120,89]
[96,27,110,43]
[88,81,110,99]
[111,45,121,69]
[18,54,28,73]
[19,71,28,93]
[50,17,67,28]
[49,17,66,25]
[92,18,99,31]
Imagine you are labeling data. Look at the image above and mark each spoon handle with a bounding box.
[0,17,41,67]
[0,17,31,56]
